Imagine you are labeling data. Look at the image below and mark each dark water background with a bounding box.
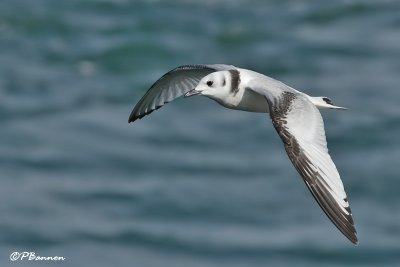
[1,0,400,266]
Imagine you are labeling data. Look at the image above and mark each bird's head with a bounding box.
[184,71,235,103]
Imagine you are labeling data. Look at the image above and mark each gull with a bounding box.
[128,64,358,244]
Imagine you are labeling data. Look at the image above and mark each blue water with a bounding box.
[1,0,400,266]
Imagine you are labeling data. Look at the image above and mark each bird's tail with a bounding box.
[308,96,347,110]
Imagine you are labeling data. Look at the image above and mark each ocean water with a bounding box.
[1,0,400,266]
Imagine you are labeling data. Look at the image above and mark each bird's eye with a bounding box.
[206,80,213,87]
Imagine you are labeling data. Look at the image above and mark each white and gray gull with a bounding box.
[128,64,358,244]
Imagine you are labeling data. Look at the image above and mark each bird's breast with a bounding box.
[232,87,269,113]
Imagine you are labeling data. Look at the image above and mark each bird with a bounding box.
[128,64,358,244]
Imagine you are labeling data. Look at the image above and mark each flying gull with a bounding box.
[128,64,358,244]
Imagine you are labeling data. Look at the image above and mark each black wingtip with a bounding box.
[128,114,137,123]
[128,115,141,123]
[341,227,358,245]
[128,110,144,123]
[349,231,359,245]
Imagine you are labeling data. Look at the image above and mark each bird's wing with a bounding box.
[129,64,236,122]
[249,84,358,244]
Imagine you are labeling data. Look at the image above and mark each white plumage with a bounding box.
[129,64,357,244]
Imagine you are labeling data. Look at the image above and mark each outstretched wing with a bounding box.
[129,64,236,122]
[250,84,357,244]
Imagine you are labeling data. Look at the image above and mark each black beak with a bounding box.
[184,89,201,98]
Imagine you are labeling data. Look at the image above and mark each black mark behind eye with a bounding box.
[206,80,213,87]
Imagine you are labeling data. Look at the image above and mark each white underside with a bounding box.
[217,87,270,113]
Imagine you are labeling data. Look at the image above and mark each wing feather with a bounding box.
[129,64,235,122]
[269,92,358,244]
[248,84,358,244]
